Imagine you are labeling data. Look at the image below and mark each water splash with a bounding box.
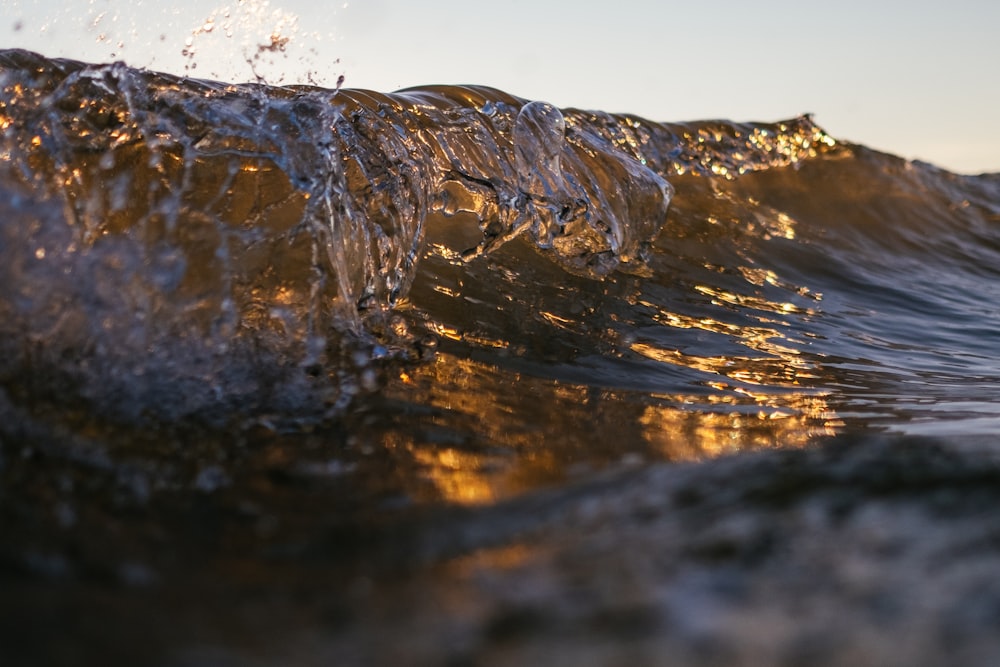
[181,0,339,85]
[0,50,850,430]
[3,0,343,87]
[0,51,403,424]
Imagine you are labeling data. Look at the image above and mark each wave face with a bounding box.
[2,50,1000,501]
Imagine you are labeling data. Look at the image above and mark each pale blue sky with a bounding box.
[2,0,997,173]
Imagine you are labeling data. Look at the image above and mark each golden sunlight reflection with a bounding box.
[409,447,501,505]
[374,351,840,505]
[639,395,839,460]
[670,117,841,178]
[692,284,815,316]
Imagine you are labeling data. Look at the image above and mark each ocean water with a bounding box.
[2,49,1000,504]
[4,47,1000,664]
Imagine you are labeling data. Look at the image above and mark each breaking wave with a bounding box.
[2,50,1000,495]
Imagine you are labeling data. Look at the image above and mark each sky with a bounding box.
[2,0,998,174]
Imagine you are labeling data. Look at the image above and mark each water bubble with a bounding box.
[514,100,567,200]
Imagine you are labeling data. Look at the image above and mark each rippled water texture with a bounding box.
[2,48,1000,502]
[5,48,1000,666]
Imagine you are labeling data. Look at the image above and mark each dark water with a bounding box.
[2,48,1000,663]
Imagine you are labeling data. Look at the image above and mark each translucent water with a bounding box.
[3,50,1000,500]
